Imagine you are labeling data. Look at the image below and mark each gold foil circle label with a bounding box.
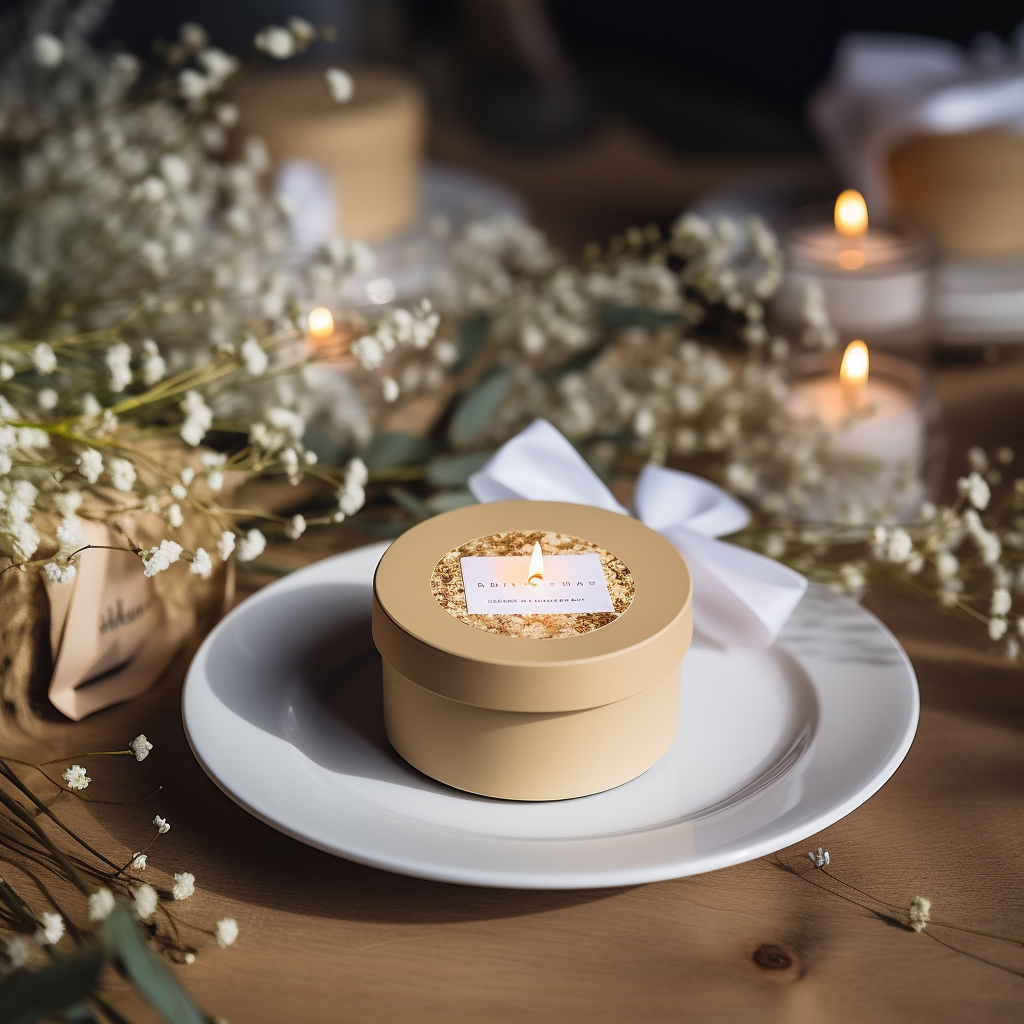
[430,530,635,638]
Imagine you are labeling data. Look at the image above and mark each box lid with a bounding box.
[372,500,692,712]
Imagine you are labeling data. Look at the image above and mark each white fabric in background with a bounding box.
[811,28,1024,217]
[469,419,807,649]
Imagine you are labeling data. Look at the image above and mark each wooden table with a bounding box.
[5,123,1024,1022]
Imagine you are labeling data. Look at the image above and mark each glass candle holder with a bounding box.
[786,346,945,524]
[773,208,937,359]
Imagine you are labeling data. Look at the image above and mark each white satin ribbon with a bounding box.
[812,30,1024,217]
[468,419,807,650]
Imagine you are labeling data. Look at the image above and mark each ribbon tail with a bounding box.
[469,419,628,513]
[663,528,808,650]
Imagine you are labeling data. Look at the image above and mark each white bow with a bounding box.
[468,419,807,649]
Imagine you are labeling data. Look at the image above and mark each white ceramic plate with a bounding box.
[182,543,919,889]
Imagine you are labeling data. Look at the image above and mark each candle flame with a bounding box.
[834,190,868,237]
[307,307,335,341]
[840,339,869,407]
[527,541,544,585]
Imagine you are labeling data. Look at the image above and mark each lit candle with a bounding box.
[788,341,926,519]
[372,501,693,800]
[772,190,933,355]
[305,306,357,364]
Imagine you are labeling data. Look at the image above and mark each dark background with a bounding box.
[36,0,1024,153]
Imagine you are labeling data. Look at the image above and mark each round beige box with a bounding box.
[372,500,693,800]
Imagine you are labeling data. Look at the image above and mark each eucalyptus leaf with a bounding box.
[0,944,106,1024]
[100,906,206,1024]
[301,424,344,466]
[456,314,491,369]
[387,487,432,521]
[448,368,512,447]
[598,305,683,330]
[425,490,478,513]
[426,452,492,487]
[364,432,433,471]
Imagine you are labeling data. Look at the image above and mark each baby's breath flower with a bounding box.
[190,547,213,578]
[142,539,183,577]
[326,67,354,103]
[5,936,31,970]
[32,343,56,374]
[958,471,991,511]
[991,588,1012,617]
[31,33,64,68]
[172,872,196,900]
[807,846,830,869]
[153,815,171,834]
[184,952,197,964]
[240,336,268,376]
[88,887,115,922]
[215,917,239,948]
[38,388,58,411]
[131,883,158,920]
[129,734,153,761]
[34,912,64,945]
[62,764,90,790]
[167,503,184,529]
[908,895,931,932]
[254,26,295,59]
[236,528,266,563]
[989,617,1008,641]
[381,377,400,403]
[285,514,306,539]
[130,852,147,871]
[108,457,137,493]
[0,362,13,381]
[217,530,236,560]
[44,561,76,584]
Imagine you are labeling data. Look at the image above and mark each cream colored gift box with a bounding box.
[372,500,693,801]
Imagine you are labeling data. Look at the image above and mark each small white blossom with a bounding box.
[140,339,166,385]
[32,343,56,374]
[381,377,400,403]
[129,734,153,761]
[62,764,90,790]
[131,883,158,920]
[807,846,830,869]
[287,16,315,43]
[989,617,1008,641]
[88,888,116,922]
[217,530,236,560]
[178,68,208,102]
[142,540,183,577]
[108,457,137,492]
[991,587,1012,617]
[236,528,266,563]
[43,561,76,584]
[908,895,931,932]
[240,336,268,376]
[285,514,306,539]
[179,22,208,50]
[34,912,64,946]
[172,872,195,900]
[167,503,184,529]
[885,528,913,564]
[190,547,213,579]
[77,449,103,484]
[180,390,213,446]
[38,388,58,411]
[326,67,354,103]
[130,852,147,871]
[32,33,64,68]
[0,362,13,381]
[255,26,295,58]
[958,471,991,511]
[935,551,959,581]
[215,918,239,948]
[5,936,31,970]
[153,815,171,834]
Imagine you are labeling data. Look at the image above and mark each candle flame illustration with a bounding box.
[527,541,544,585]
[840,339,869,408]
[834,189,868,238]
[307,306,335,341]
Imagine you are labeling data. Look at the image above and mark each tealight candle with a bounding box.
[372,500,693,800]
[773,190,934,355]
[787,340,928,521]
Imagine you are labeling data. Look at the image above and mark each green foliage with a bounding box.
[100,905,206,1024]
[455,314,491,369]
[597,305,683,330]
[363,432,434,471]
[426,452,492,487]
[448,368,513,447]
[0,944,106,1024]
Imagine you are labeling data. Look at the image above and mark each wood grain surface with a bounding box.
[4,122,1024,1023]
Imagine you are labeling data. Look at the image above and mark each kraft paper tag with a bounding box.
[45,520,189,721]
